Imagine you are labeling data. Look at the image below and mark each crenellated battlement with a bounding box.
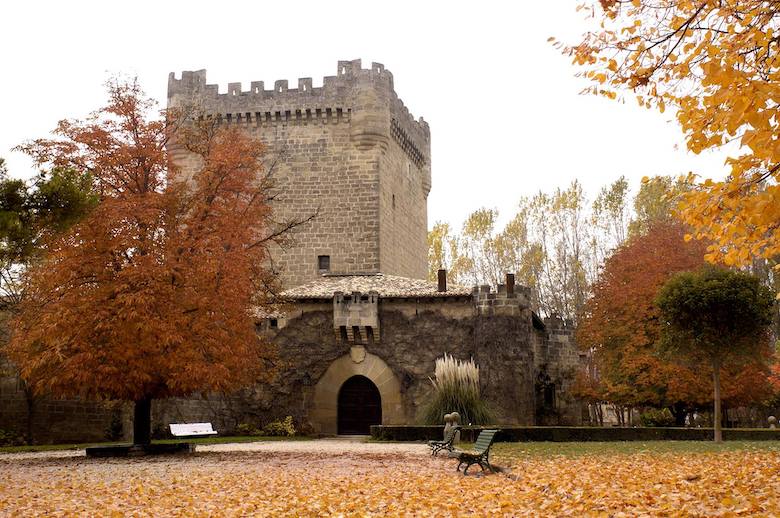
[472,274,533,317]
[167,60,390,104]
[168,59,430,165]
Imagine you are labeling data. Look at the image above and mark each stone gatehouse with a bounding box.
[149,272,582,436]
[0,60,583,443]
[264,272,582,434]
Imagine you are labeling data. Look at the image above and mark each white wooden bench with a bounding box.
[169,423,218,437]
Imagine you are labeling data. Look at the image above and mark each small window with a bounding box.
[318,255,330,271]
[270,318,278,329]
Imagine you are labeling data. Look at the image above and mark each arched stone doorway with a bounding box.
[337,375,382,435]
[310,347,405,435]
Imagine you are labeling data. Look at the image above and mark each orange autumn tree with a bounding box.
[6,80,279,445]
[563,1,780,271]
[577,221,773,424]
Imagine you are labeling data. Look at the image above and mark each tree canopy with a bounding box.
[0,161,96,306]
[427,175,686,321]
[5,80,280,444]
[564,1,780,270]
[656,267,775,440]
[577,221,772,421]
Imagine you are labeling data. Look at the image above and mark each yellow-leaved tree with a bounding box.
[562,1,780,272]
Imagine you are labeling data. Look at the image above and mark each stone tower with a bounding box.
[167,59,431,288]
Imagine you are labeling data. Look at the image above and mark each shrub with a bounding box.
[151,422,171,440]
[370,425,780,442]
[640,408,676,427]
[235,423,263,436]
[235,423,262,436]
[263,416,296,437]
[0,429,25,447]
[422,353,493,425]
[104,411,124,441]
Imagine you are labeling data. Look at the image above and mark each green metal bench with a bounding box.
[428,425,460,456]
[453,429,499,474]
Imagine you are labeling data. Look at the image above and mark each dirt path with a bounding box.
[0,438,428,461]
[199,438,427,455]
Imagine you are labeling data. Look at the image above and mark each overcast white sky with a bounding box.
[0,1,731,230]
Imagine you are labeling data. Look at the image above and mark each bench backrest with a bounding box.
[473,429,499,454]
[170,423,215,436]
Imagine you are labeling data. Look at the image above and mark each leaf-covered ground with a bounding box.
[0,435,313,455]
[1,442,779,516]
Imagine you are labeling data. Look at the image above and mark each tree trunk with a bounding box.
[713,362,722,443]
[23,384,35,445]
[671,401,687,427]
[133,397,152,446]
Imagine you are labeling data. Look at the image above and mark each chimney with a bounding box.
[506,273,515,296]
[437,269,447,292]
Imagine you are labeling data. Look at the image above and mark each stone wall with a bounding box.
[149,299,479,434]
[151,293,580,435]
[534,315,584,425]
[378,137,429,280]
[0,357,125,444]
[1,289,582,443]
[167,59,430,288]
[473,285,537,425]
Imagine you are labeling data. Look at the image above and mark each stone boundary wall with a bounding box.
[0,357,125,444]
[370,425,780,442]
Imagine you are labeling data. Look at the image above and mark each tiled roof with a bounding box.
[281,273,472,299]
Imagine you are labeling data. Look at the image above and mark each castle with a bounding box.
[167,59,431,287]
[163,60,583,434]
[0,60,582,443]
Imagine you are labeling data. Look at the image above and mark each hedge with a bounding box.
[369,425,780,442]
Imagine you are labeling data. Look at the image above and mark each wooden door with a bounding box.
[337,375,382,435]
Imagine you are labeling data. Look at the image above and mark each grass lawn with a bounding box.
[488,439,780,460]
[0,434,311,454]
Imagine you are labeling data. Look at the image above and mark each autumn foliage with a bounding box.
[5,80,277,442]
[656,267,775,441]
[577,221,773,416]
[565,1,780,269]
[4,445,780,515]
